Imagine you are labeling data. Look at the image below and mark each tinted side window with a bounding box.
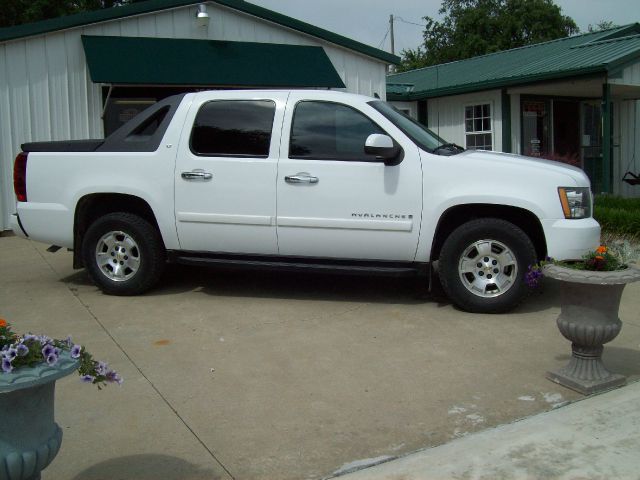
[191,100,276,157]
[125,106,170,143]
[290,101,385,161]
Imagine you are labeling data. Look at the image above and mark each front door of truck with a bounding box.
[175,91,287,254]
[276,94,423,261]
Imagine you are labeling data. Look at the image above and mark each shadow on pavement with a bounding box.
[59,264,560,313]
[61,264,438,306]
[603,347,640,378]
[71,454,224,480]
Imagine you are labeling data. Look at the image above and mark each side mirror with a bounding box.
[364,134,402,166]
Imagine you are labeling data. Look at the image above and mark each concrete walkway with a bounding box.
[338,381,640,479]
[2,233,640,479]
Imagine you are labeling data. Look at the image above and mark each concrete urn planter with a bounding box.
[0,352,78,480]
[544,263,640,395]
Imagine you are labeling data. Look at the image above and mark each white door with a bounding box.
[276,94,423,261]
[175,91,288,254]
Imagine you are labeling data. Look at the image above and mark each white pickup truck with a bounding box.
[11,90,600,313]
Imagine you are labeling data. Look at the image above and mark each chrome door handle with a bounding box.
[181,169,212,181]
[285,174,319,184]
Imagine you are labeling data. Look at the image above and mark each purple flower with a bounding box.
[1,358,13,373]
[525,265,544,288]
[23,334,37,342]
[81,374,95,383]
[96,361,108,376]
[105,370,123,385]
[71,344,82,359]
[38,335,52,346]
[16,344,29,357]
[5,347,18,360]
[42,344,55,357]
[64,336,73,348]
[46,353,58,366]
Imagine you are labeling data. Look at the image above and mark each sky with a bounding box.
[250,0,640,55]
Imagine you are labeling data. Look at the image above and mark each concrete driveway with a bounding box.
[2,233,640,479]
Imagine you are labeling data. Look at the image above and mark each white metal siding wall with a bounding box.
[509,93,521,154]
[388,101,418,119]
[610,63,640,86]
[613,99,640,198]
[426,90,503,151]
[0,2,388,230]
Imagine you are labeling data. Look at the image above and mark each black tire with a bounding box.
[438,218,536,313]
[82,212,166,295]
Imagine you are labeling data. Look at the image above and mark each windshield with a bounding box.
[369,100,463,155]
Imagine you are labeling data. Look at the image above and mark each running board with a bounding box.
[168,251,426,277]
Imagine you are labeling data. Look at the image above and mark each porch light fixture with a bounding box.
[196,4,210,28]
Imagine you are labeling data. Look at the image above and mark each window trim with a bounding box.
[189,99,277,158]
[288,100,396,163]
[464,102,493,151]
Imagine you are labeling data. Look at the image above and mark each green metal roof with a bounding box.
[0,0,399,64]
[81,35,346,88]
[387,24,640,100]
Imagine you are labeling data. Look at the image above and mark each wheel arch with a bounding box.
[73,193,163,269]
[430,204,547,263]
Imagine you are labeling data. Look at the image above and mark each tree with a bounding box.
[398,0,579,72]
[0,0,132,28]
[588,20,618,33]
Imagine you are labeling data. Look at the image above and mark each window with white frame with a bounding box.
[465,104,492,150]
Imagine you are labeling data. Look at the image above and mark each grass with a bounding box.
[594,195,640,264]
[594,195,640,239]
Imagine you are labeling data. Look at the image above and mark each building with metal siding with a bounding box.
[0,0,398,231]
[388,24,640,198]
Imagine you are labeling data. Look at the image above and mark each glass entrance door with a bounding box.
[521,99,550,157]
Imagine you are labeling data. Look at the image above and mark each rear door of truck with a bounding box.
[174,91,288,254]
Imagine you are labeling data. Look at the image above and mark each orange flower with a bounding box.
[595,255,605,261]
[596,246,607,254]
[0,319,7,328]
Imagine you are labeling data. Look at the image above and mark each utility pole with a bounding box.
[389,14,395,55]
[389,14,395,73]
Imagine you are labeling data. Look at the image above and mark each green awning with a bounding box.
[81,35,346,89]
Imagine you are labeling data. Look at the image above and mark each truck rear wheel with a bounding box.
[82,212,165,295]
[438,218,536,313]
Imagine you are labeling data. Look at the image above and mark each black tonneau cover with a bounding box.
[21,93,186,154]
[21,140,104,152]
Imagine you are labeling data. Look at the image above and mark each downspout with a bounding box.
[602,80,612,194]
[501,89,512,153]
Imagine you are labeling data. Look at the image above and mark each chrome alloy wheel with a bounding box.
[458,239,518,298]
[95,230,141,282]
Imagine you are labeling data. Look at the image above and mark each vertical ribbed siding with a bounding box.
[0,2,389,230]
[426,90,503,151]
[610,61,640,86]
[0,45,11,227]
[613,99,640,198]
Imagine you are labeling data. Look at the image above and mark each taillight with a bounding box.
[14,152,28,202]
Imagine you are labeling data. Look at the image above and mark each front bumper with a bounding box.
[541,217,601,260]
[10,213,28,239]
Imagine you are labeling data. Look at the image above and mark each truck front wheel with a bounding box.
[438,218,536,313]
[82,212,166,295]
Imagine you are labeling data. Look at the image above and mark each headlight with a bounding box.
[558,187,591,219]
